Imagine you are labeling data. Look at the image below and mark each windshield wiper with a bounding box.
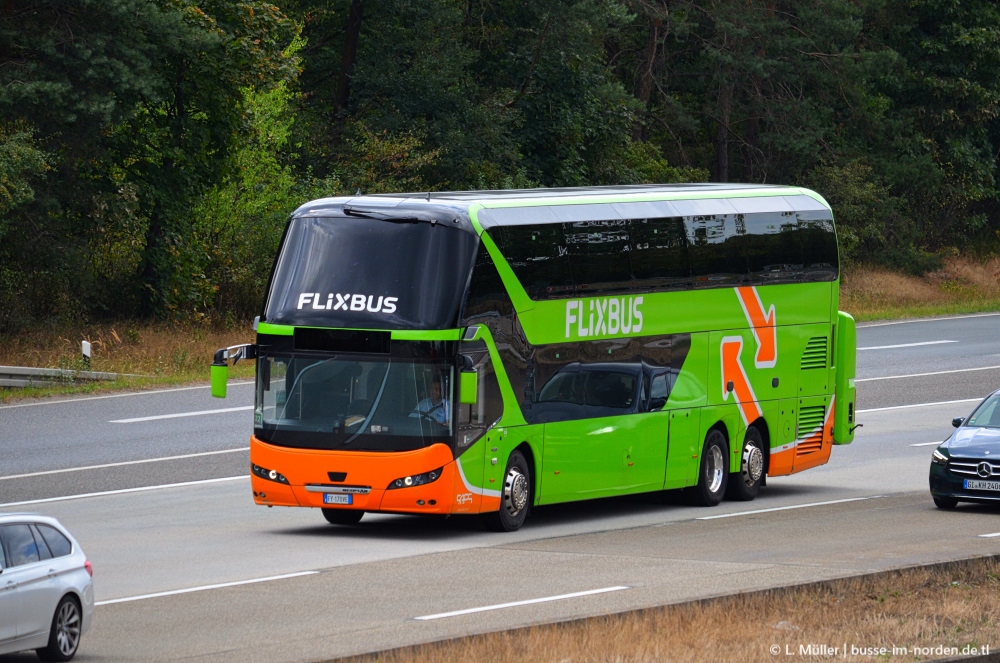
[342,206,417,221]
[341,205,456,225]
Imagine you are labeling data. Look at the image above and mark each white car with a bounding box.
[0,514,94,661]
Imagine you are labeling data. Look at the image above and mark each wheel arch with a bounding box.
[513,441,537,506]
[706,419,730,447]
[747,415,771,476]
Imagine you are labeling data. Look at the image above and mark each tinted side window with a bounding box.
[686,215,747,287]
[463,237,514,321]
[585,372,636,408]
[1,524,41,567]
[562,221,632,295]
[744,212,803,284]
[798,213,838,282]
[650,374,669,399]
[496,224,575,299]
[629,217,691,287]
[37,524,73,558]
[455,340,504,454]
[488,203,837,300]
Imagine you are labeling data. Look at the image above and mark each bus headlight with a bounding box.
[387,467,443,490]
[252,463,290,484]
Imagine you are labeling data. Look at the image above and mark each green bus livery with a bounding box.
[212,184,858,531]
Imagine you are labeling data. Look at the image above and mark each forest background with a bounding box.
[2,0,1000,334]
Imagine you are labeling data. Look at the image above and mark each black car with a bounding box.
[929,389,1000,509]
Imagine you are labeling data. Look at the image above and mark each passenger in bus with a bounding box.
[412,381,450,424]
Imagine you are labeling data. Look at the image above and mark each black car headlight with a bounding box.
[252,463,290,484]
[932,448,949,466]
[387,467,444,490]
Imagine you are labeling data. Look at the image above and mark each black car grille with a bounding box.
[948,458,1000,478]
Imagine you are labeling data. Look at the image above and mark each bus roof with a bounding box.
[289,184,831,227]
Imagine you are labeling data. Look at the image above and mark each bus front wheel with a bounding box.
[486,450,531,532]
[322,508,364,525]
[691,430,728,507]
[726,426,764,501]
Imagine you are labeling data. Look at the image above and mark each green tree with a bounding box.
[861,0,1000,250]
[0,0,301,327]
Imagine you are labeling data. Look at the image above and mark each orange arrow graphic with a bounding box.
[721,336,762,426]
[736,286,776,368]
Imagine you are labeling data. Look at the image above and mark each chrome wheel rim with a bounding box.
[55,600,81,656]
[742,442,763,487]
[503,466,529,517]
[706,444,725,494]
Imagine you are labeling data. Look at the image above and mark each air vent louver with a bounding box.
[800,336,828,370]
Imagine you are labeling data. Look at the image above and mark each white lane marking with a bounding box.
[910,442,944,447]
[855,364,1000,383]
[0,381,254,409]
[95,571,320,606]
[858,340,956,351]
[414,586,631,621]
[0,475,248,508]
[858,312,1000,328]
[857,398,981,414]
[978,532,1000,539]
[695,496,884,521]
[110,406,252,423]
[0,448,250,482]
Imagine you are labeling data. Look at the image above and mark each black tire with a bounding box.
[726,426,765,501]
[37,596,82,662]
[485,450,531,532]
[321,508,364,525]
[690,429,728,507]
[933,495,958,510]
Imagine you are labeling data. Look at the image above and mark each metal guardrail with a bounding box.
[0,365,122,388]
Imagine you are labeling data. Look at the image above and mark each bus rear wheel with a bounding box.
[322,508,364,525]
[486,450,530,532]
[690,429,728,507]
[726,426,764,501]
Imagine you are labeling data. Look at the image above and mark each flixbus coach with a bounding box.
[211,184,858,531]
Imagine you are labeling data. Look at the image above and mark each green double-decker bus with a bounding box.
[212,184,857,531]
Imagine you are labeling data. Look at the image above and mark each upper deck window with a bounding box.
[263,215,478,329]
[487,210,837,300]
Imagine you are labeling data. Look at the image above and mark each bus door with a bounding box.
[537,367,663,502]
[664,408,702,490]
[540,416,625,503]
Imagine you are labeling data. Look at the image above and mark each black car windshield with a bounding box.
[255,353,454,452]
[964,393,1000,428]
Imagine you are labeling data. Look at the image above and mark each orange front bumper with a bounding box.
[249,436,484,514]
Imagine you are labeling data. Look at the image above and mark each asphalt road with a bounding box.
[2,312,1000,662]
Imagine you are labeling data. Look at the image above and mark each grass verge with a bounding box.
[842,256,1000,322]
[0,321,254,403]
[334,555,1000,663]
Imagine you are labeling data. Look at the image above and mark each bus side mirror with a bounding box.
[460,366,478,405]
[211,344,257,399]
[211,350,229,399]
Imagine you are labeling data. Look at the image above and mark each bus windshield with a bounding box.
[263,215,478,329]
[255,354,454,452]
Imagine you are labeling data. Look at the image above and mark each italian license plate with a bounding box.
[323,493,353,505]
[964,479,1000,491]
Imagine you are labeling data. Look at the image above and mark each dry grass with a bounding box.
[842,255,1000,321]
[336,556,1000,663]
[0,321,254,402]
